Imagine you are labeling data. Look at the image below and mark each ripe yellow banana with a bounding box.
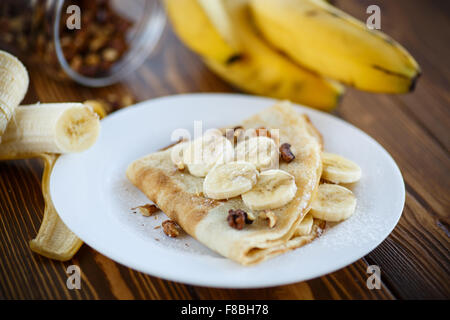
[0,50,29,136]
[0,103,100,160]
[29,153,83,261]
[250,0,420,93]
[204,0,344,110]
[164,0,240,63]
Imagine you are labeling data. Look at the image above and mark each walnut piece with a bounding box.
[259,211,277,228]
[280,143,295,163]
[162,220,180,238]
[133,204,159,217]
[255,127,271,138]
[176,162,185,171]
[227,209,253,230]
[266,211,277,228]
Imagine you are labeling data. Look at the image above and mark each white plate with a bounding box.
[51,94,405,288]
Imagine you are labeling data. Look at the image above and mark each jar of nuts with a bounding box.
[0,0,165,86]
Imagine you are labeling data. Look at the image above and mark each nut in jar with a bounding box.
[0,0,165,86]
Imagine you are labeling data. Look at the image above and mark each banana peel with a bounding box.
[29,153,83,261]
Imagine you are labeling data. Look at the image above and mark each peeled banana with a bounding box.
[0,50,29,136]
[250,0,420,93]
[164,0,240,63]
[0,103,100,160]
[242,169,297,210]
[203,161,258,199]
[310,183,356,222]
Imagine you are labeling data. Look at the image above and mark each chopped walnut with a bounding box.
[224,126,245,146]
[259,211,277,228]
[227,209,253,230]
[176,162,185,171]
[280,143,295,163]
[255,127,271,138]
[246,211,256,222]
[132,204,159,217]
[266,211,277,228]
[162,220,180,238]
[233,128,245,145]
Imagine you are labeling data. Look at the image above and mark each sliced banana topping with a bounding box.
[294,213,313,236]
[311,184,356,222]
[242,169,297,210]
[235,136,278,171]
[183,134,234,177]
[203,161,258,199]
[322,152,361,184]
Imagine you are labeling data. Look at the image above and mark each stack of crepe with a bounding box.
[126,102,325,265]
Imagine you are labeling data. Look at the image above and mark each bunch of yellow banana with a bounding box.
[164,0,420,111]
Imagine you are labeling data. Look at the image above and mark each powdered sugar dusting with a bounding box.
[106,167,222,258]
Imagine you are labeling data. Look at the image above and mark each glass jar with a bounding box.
[0,0,166,87]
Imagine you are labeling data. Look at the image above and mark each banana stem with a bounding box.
[29,153,83,261]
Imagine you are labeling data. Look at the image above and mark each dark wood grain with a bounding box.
[0,0,449,299]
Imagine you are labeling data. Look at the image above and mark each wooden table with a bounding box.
[0,0,448,299]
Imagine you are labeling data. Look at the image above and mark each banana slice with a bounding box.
[310,184,356,222]
[242,169,297,210]
[294,213,314,236]
[183,134,234,177]
[322,152,361,184]
[235,136,278,171]
[203,161,258,199]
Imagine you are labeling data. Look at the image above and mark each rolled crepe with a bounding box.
[126,102,323,265]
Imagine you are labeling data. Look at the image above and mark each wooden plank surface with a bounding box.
[0,0,448,299]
